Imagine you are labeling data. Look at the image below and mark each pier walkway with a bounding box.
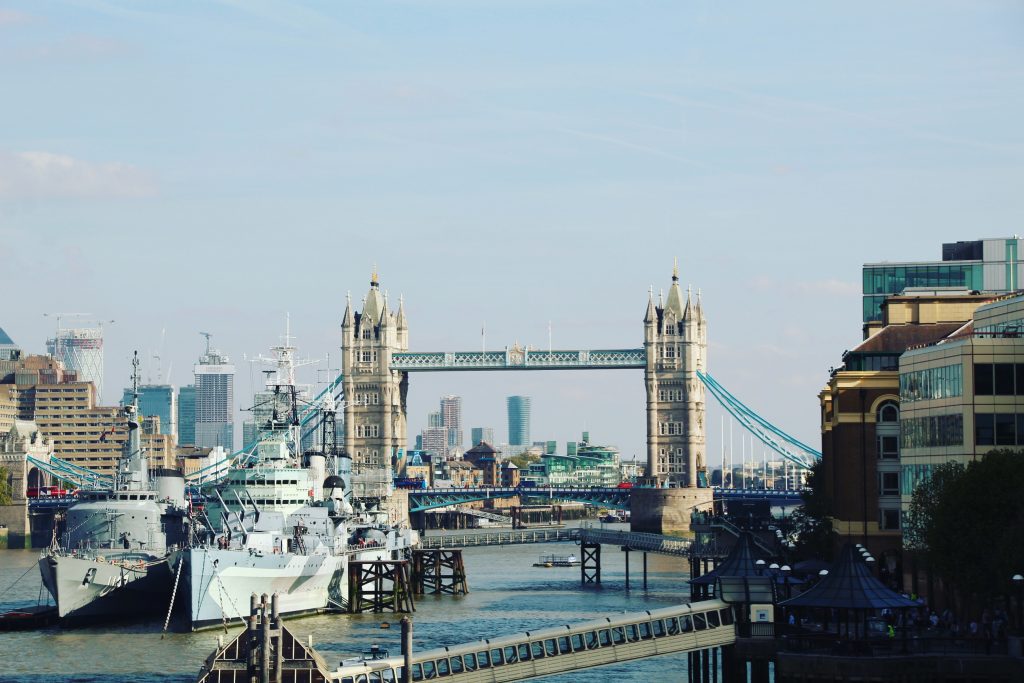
[419,528,578,549]
[340,600,734,682]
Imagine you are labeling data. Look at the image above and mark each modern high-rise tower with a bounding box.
[178,385,196,446]
[440,395,462,450]
[643,264,707,487]
[122,384,177,438]
[471,427,495,446]
[47,327,105,400]
[507,396,531,447]
[194,338,234,451]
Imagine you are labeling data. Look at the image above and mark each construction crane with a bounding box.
[43,312,92,335]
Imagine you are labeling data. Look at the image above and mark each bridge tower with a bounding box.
[643,262,707,488]
[633,265,713,535]
[340,270,409,473]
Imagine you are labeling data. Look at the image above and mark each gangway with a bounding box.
[26,455,111,490]
[449,507,513,525]
[332,599,735,682]
[578,527,693,557]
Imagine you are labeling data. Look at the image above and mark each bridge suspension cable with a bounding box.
[697,370,820,470]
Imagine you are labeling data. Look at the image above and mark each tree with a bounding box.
[790,460,836,561]
[509,452,539,470]
[923,450,1024,606]
[903,461,964,552]
[0,466,12,505]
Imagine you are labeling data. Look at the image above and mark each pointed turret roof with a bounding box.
[644,287,657,323]
[361,268,385,325]
[779,544,919,610]
[396,294,407,330]
[689,532,767,585]
[664,260,685,318]
[341,292,353,327]
[0,326,15,346]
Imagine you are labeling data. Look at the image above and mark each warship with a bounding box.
[173,333,417,630]
[38,353,191,622]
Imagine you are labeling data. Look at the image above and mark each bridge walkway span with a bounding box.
[332,599,735,682]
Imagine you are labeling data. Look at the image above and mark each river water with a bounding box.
[0,525,698,682]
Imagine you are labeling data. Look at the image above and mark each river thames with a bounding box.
[0,525,698,682]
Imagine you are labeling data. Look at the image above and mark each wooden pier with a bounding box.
[347,560,416,614]
[410,548,469,596]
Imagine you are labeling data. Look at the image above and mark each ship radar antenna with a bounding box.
[131,351,141,407]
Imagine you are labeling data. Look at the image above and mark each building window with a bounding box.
[362,328,371,340]
[877,435,899,459]
[879,508,901,530]
[975,363,993,395]
[901,414,964,448]
[995,363,1015,395]
[877,401,898,423]
[975,413,994,446]
[879,472,899,495]
[997,413,1016,445]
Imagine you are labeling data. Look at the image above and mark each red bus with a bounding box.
[26,486,69,498]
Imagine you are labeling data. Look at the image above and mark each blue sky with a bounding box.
[2,1,1023,464]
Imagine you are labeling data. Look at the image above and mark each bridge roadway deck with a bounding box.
[419,526,696,558]
[332,600,735,682]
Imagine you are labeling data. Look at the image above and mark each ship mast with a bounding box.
[117,351,148,491]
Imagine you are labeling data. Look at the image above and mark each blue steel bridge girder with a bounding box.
[390,349,646,372]
[407,487,632,513]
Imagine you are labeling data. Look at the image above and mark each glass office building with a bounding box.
[863,238,1024,323]
[178,385,196,446]
[122,384,177,438]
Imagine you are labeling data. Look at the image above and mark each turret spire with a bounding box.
[672,256,679,282]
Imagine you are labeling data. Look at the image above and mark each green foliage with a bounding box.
[790,460,836,561]
[923,450,1024,602]
[509,453,540,470]
[903,460,964,551]
[0,466,12,506]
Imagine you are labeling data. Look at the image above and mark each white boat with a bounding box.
[174,333,417,630]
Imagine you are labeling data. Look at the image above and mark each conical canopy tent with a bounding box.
[690,532,767,585]
[780,544,917,610]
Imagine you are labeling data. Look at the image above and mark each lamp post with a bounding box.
[755,559,766,576]
[1013,574,1023,632]
[781,565,793,600]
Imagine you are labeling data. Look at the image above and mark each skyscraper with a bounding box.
[123,384,177,438]
[178,385,196,446]
[194,340,234,452]
[471,426,495,446]
[440,395,462,450]
[47,326,105,400]
[507,395,531,446]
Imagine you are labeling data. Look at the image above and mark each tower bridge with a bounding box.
[339,265,711,533]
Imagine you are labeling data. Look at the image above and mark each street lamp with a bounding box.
[1013,574,1023,632]
[769,562,780,572]
[781,565,793,599]
[819,569,829,577]
[755,559,766,576]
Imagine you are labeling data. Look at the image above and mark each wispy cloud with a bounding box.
[0,9,32,26]
[751,276,859,298]
[558,127,714,169]
[0,150,156,200]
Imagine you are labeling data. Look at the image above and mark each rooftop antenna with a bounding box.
[200,331,212,355]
